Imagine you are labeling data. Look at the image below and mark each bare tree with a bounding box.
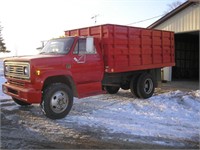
[0,23,6,52]
[164,1,184,14]
[0,23,10,53]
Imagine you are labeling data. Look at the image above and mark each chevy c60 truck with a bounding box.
[2,24,175,119]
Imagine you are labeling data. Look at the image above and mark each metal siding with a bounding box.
[155,3,200,33]
[152,2,199,81]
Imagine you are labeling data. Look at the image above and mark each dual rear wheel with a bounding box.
[105,73,155,99]
[130,73,155,99]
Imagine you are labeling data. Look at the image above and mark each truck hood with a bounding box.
[4,54,65,67]
[4,55,64,62]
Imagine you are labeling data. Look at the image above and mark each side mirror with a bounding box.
[36,41,47,51]
[86,37,94,53]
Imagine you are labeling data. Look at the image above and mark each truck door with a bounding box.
[71,37,104,98]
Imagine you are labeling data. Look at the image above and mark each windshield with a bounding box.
[40,37,74,54]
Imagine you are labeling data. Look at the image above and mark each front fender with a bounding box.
[34,69,73,89]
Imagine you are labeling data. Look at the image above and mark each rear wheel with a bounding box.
[105,86,120,94]
[12,97,31,106]
[136,73,155,99]
[41,83,73,119]
[130,76,140,98]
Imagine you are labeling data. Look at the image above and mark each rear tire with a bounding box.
[136,73,155,99]
[130,76,140,98]
[41,83,73,119]
[105,86,120,94]
[12,97,31,106]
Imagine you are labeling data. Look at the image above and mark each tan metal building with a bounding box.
[148,0,199,81]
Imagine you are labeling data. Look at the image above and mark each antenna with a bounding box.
[91,14,99,24]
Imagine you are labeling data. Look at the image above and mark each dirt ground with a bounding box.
[0,80,199,149]
[161,80,199,91]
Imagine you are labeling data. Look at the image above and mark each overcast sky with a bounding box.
[0,0,186,57]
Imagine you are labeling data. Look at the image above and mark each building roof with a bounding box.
[148,0,200,29]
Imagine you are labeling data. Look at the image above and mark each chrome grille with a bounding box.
[4,62,30,80]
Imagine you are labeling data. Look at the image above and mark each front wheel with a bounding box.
[41,83,73,119]
[105,86,120,94]
[12,97,31,106]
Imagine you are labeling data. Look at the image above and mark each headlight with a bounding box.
[24,67,29,75]
[5,65,9,72]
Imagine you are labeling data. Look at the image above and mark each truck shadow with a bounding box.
[114,90,138,99]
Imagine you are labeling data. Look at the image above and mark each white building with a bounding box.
[148,0,199,81]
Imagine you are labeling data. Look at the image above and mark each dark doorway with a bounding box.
[173,31,199,80]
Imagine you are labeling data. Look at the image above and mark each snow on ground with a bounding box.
[58,90,200,146]
[0,60,10,99]
[0,59,199,147]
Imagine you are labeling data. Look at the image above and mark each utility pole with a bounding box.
[91,14,99,24]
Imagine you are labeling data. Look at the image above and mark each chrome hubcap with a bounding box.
[50,91,68,113]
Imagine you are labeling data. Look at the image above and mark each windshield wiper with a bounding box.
[39,51,61,55]
[39,52,47,54]
[48,52,59,54]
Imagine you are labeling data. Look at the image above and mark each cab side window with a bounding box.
[73,38,97,54]
[73,39,86,54]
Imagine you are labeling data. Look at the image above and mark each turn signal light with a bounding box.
[36,70,41,76]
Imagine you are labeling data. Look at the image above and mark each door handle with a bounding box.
[73,57,78,62]
[73,55,86,63]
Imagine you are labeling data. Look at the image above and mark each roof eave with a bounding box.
[148,1,195,29]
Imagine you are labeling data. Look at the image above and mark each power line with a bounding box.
[127,14,163,25]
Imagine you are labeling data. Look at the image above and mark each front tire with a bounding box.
[41,83,73,119]
[12,97,31,106]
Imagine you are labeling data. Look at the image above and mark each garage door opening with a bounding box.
[172,31,199,81]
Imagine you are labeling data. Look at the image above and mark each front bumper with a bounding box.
[2,82,42,104]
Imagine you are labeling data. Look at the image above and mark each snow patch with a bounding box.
[0,60,10,99]
[59,90,200,145]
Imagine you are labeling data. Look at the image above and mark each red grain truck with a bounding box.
[2,24,175,119]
